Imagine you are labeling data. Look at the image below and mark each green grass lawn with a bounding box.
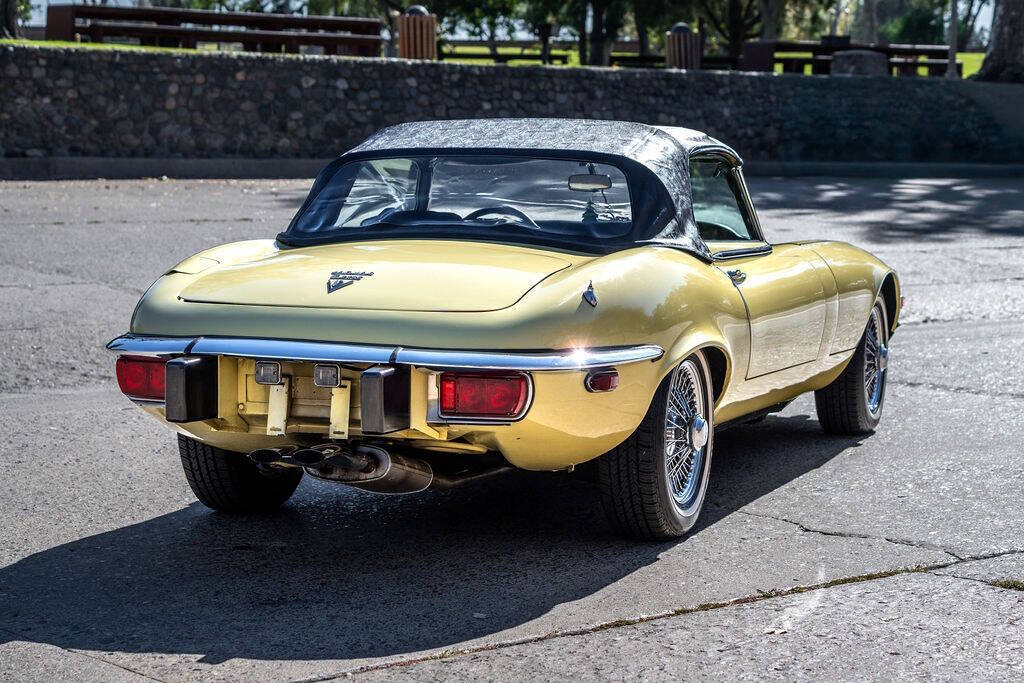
[444,44,579,66]
[1,37,195,54]
[775,50,984,77]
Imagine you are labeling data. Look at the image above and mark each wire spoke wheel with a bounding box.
[597,351,715,540]
[815,295,891,435]
[863,306,888,416]
[664,359,709,515]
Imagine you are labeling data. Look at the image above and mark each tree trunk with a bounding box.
[976,0,1024,82]
[577,6,588,65]
[727,0,744,60]
[947,0,958,78]
[486,18,499,58]
[862,0,878,43]
[633,0,649,56]
[589,2,607,65]
[829,0,842,36]
[537,23,552,64]
[2,0,19,39]
[757,0,776,41]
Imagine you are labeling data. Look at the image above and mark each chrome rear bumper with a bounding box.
[106,335,664,371]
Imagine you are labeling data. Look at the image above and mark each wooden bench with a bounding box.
[440,51,568,65]
[742,38,959,77]
[45,4,382,55]
[609,54,666,68]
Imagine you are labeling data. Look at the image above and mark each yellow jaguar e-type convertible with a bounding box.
[108,119,900,540]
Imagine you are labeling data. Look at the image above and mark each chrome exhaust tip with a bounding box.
[307,444,433,495]
[291,448,331,466]
[249,445,298,465]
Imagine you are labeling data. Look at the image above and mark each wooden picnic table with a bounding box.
[45,4,382,55]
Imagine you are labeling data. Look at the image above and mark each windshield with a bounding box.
[286,155,636,248]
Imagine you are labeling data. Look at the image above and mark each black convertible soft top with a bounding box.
[287,119,742,259]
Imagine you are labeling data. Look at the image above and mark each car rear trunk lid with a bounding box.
[177,240,574,312]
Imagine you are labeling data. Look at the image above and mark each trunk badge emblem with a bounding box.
[327,270,374,293]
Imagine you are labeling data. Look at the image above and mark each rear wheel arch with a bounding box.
[879,272,899,334]
[701,345,729,407]
[661,339,732,409]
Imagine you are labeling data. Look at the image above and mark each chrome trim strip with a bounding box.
[711,244,773,261]
[106,335,195,357]
[107,335,664,371]
[190,337,397,364]
[395,345,664,370]
[130,398,166,408]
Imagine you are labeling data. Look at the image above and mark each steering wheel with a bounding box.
[463,206,540,229]
[697,220,747,241]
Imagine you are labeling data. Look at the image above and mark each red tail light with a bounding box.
[116,356,166,400]
[439,372,530,419]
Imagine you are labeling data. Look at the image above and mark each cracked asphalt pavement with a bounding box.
[1,176,1022,681]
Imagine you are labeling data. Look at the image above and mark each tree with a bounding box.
[563,0,588,64]
[956,0,989,49]
[879,2,945,43]
[587,0,629,65]
[441,0,516,57]
[632,0,673,56]
[691,0,761,59]
[520,0,568,63]
[975,0,1024,82]
[1,0,20,39]
[757,0,784,39]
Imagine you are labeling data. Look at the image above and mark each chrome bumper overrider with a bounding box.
[106,335,664,370]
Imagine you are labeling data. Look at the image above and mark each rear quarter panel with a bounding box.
[802,241,900,352]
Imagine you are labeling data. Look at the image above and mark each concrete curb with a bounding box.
[3,157,1024,181]
[0,157,333,181]
[744,161,1024,178]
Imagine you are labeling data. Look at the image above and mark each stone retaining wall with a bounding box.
[3,44,1023,163]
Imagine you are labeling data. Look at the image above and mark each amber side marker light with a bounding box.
[439,372,529,418]
[116,356,166,401]
[585,369,619,393]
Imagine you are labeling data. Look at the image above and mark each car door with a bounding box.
[690,155,830,379]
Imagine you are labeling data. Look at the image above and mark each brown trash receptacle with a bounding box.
[397,13,438,60]
[665,26,701,69]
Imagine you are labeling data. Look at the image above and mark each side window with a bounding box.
[690,158,757,241]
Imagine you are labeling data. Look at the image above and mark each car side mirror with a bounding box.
[568,174,612,192]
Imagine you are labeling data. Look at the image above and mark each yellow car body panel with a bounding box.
[120,233,899,471]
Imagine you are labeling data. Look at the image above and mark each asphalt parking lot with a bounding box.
[1,175,1022,681]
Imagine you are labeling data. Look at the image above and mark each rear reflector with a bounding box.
[585,369,619,393]
[439,372,529,419]
[115,356,166,401]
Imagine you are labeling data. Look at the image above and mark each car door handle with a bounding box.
[727,269,746,284]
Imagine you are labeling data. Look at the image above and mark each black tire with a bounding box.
[815,296,890,435]
[597,352,715,541]
[177,434,302,512]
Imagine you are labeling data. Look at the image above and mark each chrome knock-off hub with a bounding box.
[690,415,709,450]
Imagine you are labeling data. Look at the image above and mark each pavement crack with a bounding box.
[890,380,1024,401]
[0,624,166,682]
[736,510,964,560]
[307,552,1024,680]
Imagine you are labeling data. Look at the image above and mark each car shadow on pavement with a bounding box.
[0,412,863,664]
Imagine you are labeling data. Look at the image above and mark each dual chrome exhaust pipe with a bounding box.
[249,443,375,472]
[248,442,511,495]
[248,442,433,494]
